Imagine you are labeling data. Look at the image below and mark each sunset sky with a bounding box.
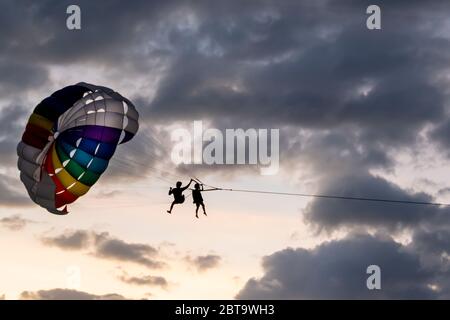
[2,0,450,299]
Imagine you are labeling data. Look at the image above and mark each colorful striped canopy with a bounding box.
[17,83,139,215]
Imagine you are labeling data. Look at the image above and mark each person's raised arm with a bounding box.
[181,179,193,191]
[168,187,173,195]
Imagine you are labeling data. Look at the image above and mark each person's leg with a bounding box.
[167,201,175,213]
[201,203,207,215]
[195,203,199,218]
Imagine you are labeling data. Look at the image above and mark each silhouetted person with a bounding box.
[167,179,193,214]
[192,183,207,218]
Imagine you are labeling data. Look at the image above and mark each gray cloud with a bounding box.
[285,128,394,179]
[410,227,450,294]
[431,120,450,158]
[84,0,450,182]
[93,232,164,269]
[148,1,450,147]
[237,233,441,299]
[413,228,450,256]
[303,172,447,232]
[186,254,222,272]
[1,0,448,147]
[20,288,126,300]
[438,187,450,197]
[0,1,171,64]
[41,230,165,269]
[0,173,32,208]
[0,105,27,167]
[0,215,34,231]
[0,59,48,97]
[118,274,168,289]
[1,0,449,180]
[128,0,450,200]
[0,105,38,208]
[41,230,91,250]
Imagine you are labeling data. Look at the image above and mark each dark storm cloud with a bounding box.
[186,254,222,272]
[118,273,168,289]
[287,128,394,178]
[0,0,172,64]
[410,227,450,296]
[20,288,126,300]
[412,227,450,257]
[0,215,35,231]
[0,60,48,96]
[1,0,449,178]
[1,0,444,145]
[122,0,450,189]
[0,104,28,166]
[303,172,448,232]
[41,230,165,269]
[431,120,450,158]
[0,173,33,207]
[236,233,440,299]
[148,0,450,147]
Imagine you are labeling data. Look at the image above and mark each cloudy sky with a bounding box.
[2,0,450,299]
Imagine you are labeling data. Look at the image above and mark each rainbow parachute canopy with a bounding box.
[17,82,139,215]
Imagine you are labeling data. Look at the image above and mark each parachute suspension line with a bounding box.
[111,156,184,182]
[188,179,450,207]
[134,123,167,151]
[109,158,176,185]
